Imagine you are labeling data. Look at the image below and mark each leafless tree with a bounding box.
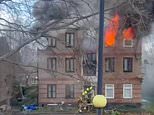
[0,0,154,114]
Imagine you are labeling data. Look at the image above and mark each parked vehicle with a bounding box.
[22,104,38,111]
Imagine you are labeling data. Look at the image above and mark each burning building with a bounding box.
[38,26,142,108]
[37,0,154,108]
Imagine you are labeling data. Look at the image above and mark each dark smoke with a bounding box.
[32,0,80,22]
[31,0,83,31]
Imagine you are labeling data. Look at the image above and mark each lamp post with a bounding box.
[97,0,105,114]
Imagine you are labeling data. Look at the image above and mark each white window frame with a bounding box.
[123,84,133,99]
[123,39,134,48]
[105,84,114,99]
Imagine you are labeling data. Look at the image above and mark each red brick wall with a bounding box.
[38,78,82,104]
[38,29,142,105]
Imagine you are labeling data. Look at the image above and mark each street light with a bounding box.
[97,0,105,114]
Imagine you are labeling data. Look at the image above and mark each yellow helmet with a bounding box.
[84,91,87,94]
[90,86,93,90]
[86,88,90,91]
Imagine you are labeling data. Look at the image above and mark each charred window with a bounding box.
[83,53,96,76]
[123,39,134,48]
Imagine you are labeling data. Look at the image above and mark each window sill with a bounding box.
[123,71,133,73]
[65,98,75,99]
[123,97,133,99]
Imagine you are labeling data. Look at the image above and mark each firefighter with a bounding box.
[78,86,94,112]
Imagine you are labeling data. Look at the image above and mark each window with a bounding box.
[105,84,114,99]
[65,84,74,99]
[83,53,96,76]
[123,84,133,98]
[48,38,56,47]
[123,39,133,47]
[47,84,56,98]
[65,58,75,72]
[47,58,57,71]
[105,57,115,72]
[65,33,74,47]
[123,57,133,72]
[31,77,38,85]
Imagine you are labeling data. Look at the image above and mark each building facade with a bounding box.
[38,28,142,106]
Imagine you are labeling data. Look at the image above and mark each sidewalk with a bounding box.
[13,111,96,115]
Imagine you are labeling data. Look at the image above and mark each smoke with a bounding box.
[82,28,97,52]
[142,23,154,101]
[31,0,99,30]
[32,0,70,22]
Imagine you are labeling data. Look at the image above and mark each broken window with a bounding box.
[123,39,134,47]
[83,53,96,76]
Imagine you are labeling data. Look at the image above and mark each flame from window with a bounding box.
[105,14,120,47]
[123,27,136,40]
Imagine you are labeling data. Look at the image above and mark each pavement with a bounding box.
[12,111,96,115]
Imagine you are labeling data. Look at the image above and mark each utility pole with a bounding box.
[97,0,104,115]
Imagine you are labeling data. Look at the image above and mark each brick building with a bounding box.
[38,28,142,106]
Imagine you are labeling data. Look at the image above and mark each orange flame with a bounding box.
[123,27,135,40]
[105,14,120,47]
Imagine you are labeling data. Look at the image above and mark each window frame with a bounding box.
[123,57,133,72]
[65,33,75,48]
[123,39,134,48]
[48,38,56,47]
[105,84,114,99]
[65,58,75,72]
[47,57,57,71]
[123,84,133,99]
[47,84,56,98]
[65,84,75,99]
[105,57,115,72]
[31,77,38,85]
[82,53,97,76]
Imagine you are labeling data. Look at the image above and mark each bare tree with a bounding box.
[0,0,154,114]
